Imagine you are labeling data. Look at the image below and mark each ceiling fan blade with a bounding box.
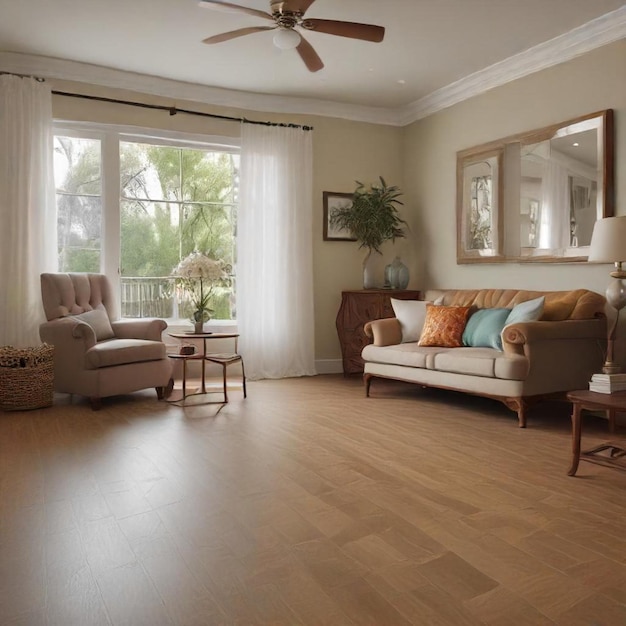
[296,34,324,72]
[198,0,274,21]
[303,19,385,43]
[272,0,317,14]
[203,26,276,44]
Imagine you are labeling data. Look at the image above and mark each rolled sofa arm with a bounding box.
[111,318,167,341]
[502,318,607,345]
[500,317,607,394]
[364,318,402,347]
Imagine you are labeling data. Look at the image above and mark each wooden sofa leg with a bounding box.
[90,397,102,411]
[502,397,527,428]
[364,373,373,397]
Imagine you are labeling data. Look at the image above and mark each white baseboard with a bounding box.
[315,359,344,375]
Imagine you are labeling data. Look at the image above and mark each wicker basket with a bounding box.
[0,344,54,411]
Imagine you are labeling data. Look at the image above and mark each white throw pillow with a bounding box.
[391,298,432,343]
[504,296,545,327]
[74,306,115,341]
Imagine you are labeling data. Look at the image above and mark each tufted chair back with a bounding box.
[41,273,117,322]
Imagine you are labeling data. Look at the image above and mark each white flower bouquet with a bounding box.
[172,252,232,326]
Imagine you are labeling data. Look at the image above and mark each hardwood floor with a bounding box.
[1,375,625,625]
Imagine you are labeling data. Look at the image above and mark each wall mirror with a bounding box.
[457,109,614,264]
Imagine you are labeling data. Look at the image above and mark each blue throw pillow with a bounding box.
[505,296,545,326]
[462,308,511,350]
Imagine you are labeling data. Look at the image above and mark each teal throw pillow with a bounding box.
[504,296,545,326]
[462,308,510,350]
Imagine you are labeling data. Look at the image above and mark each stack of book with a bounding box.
[589,373,626,394]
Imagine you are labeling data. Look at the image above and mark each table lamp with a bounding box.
[588,216,626,374]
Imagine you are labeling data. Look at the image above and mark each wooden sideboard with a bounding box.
[336,289,421,375]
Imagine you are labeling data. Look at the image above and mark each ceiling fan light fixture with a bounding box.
[273,27,301,50]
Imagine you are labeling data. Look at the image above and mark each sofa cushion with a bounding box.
[74,305,115,341]
[504,296,545,326]
[85,339,166,369]
[418,305,472,347]
[433,348,529,380]
[362,343,443,369]
[463,308,510,350]
[391,299,432,343]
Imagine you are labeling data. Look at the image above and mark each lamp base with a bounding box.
[602,362,622,375]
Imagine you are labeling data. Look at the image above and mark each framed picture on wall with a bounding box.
[456,146,505,263]
[323,191,356,241]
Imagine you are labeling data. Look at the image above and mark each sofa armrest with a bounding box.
[502,319,606,346]
[111,318,167,341]
[501,318,607,393]
[364,318,402,347]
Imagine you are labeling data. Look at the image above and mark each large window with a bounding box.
[53,126,239,321]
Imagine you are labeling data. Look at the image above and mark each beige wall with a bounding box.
[50,81,404,364]
[48,40,624,366]
[403,40,625,293]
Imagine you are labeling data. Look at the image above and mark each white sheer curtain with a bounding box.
[0,76,57,347]
[538,159,570,250]
[237,124,316,380]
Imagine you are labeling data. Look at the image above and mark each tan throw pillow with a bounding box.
[74,306,115,341]
[418,305,472,347]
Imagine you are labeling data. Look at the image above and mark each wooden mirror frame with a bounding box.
[456,109,614,264]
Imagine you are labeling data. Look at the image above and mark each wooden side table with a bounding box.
[335,289,421,375]
[567,390,626,476]
[168,332,246,404]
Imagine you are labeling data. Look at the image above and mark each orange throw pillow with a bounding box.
[418,305,472,347]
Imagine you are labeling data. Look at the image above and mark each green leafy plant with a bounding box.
[330,177,407,253]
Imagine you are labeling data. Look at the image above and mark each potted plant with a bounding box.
[330,177,407,288]
[172,251,232,333]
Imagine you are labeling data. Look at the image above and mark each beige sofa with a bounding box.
[362,288,607,427]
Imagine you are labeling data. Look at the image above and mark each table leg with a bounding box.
[201,338,207,394]
[568,403,582,476]
[222,363,228,403]
[608,408,616,434]
[182,358,187,401]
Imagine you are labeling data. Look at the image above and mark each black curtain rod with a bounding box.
[0,71,313,130]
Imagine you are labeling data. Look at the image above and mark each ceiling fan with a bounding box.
[198,0,385,72]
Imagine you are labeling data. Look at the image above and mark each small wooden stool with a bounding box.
[204,353,247,403]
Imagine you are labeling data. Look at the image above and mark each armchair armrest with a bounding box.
[111,318,167,341]
[364,318,402,347]
[40,317,97,349]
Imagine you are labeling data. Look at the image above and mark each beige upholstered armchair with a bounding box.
[39,273,173,409]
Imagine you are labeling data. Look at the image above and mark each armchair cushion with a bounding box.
[86,339,167,369]
[73,305,115,341]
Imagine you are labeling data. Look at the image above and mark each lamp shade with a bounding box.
[588,216,626,263]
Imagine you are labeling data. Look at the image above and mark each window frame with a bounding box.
[53,121,240,324]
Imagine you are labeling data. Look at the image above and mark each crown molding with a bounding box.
[0,51,402,126]
[1,6,624,128]
[397,5,626,126]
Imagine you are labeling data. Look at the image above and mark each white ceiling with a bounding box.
[0,0,624,112]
